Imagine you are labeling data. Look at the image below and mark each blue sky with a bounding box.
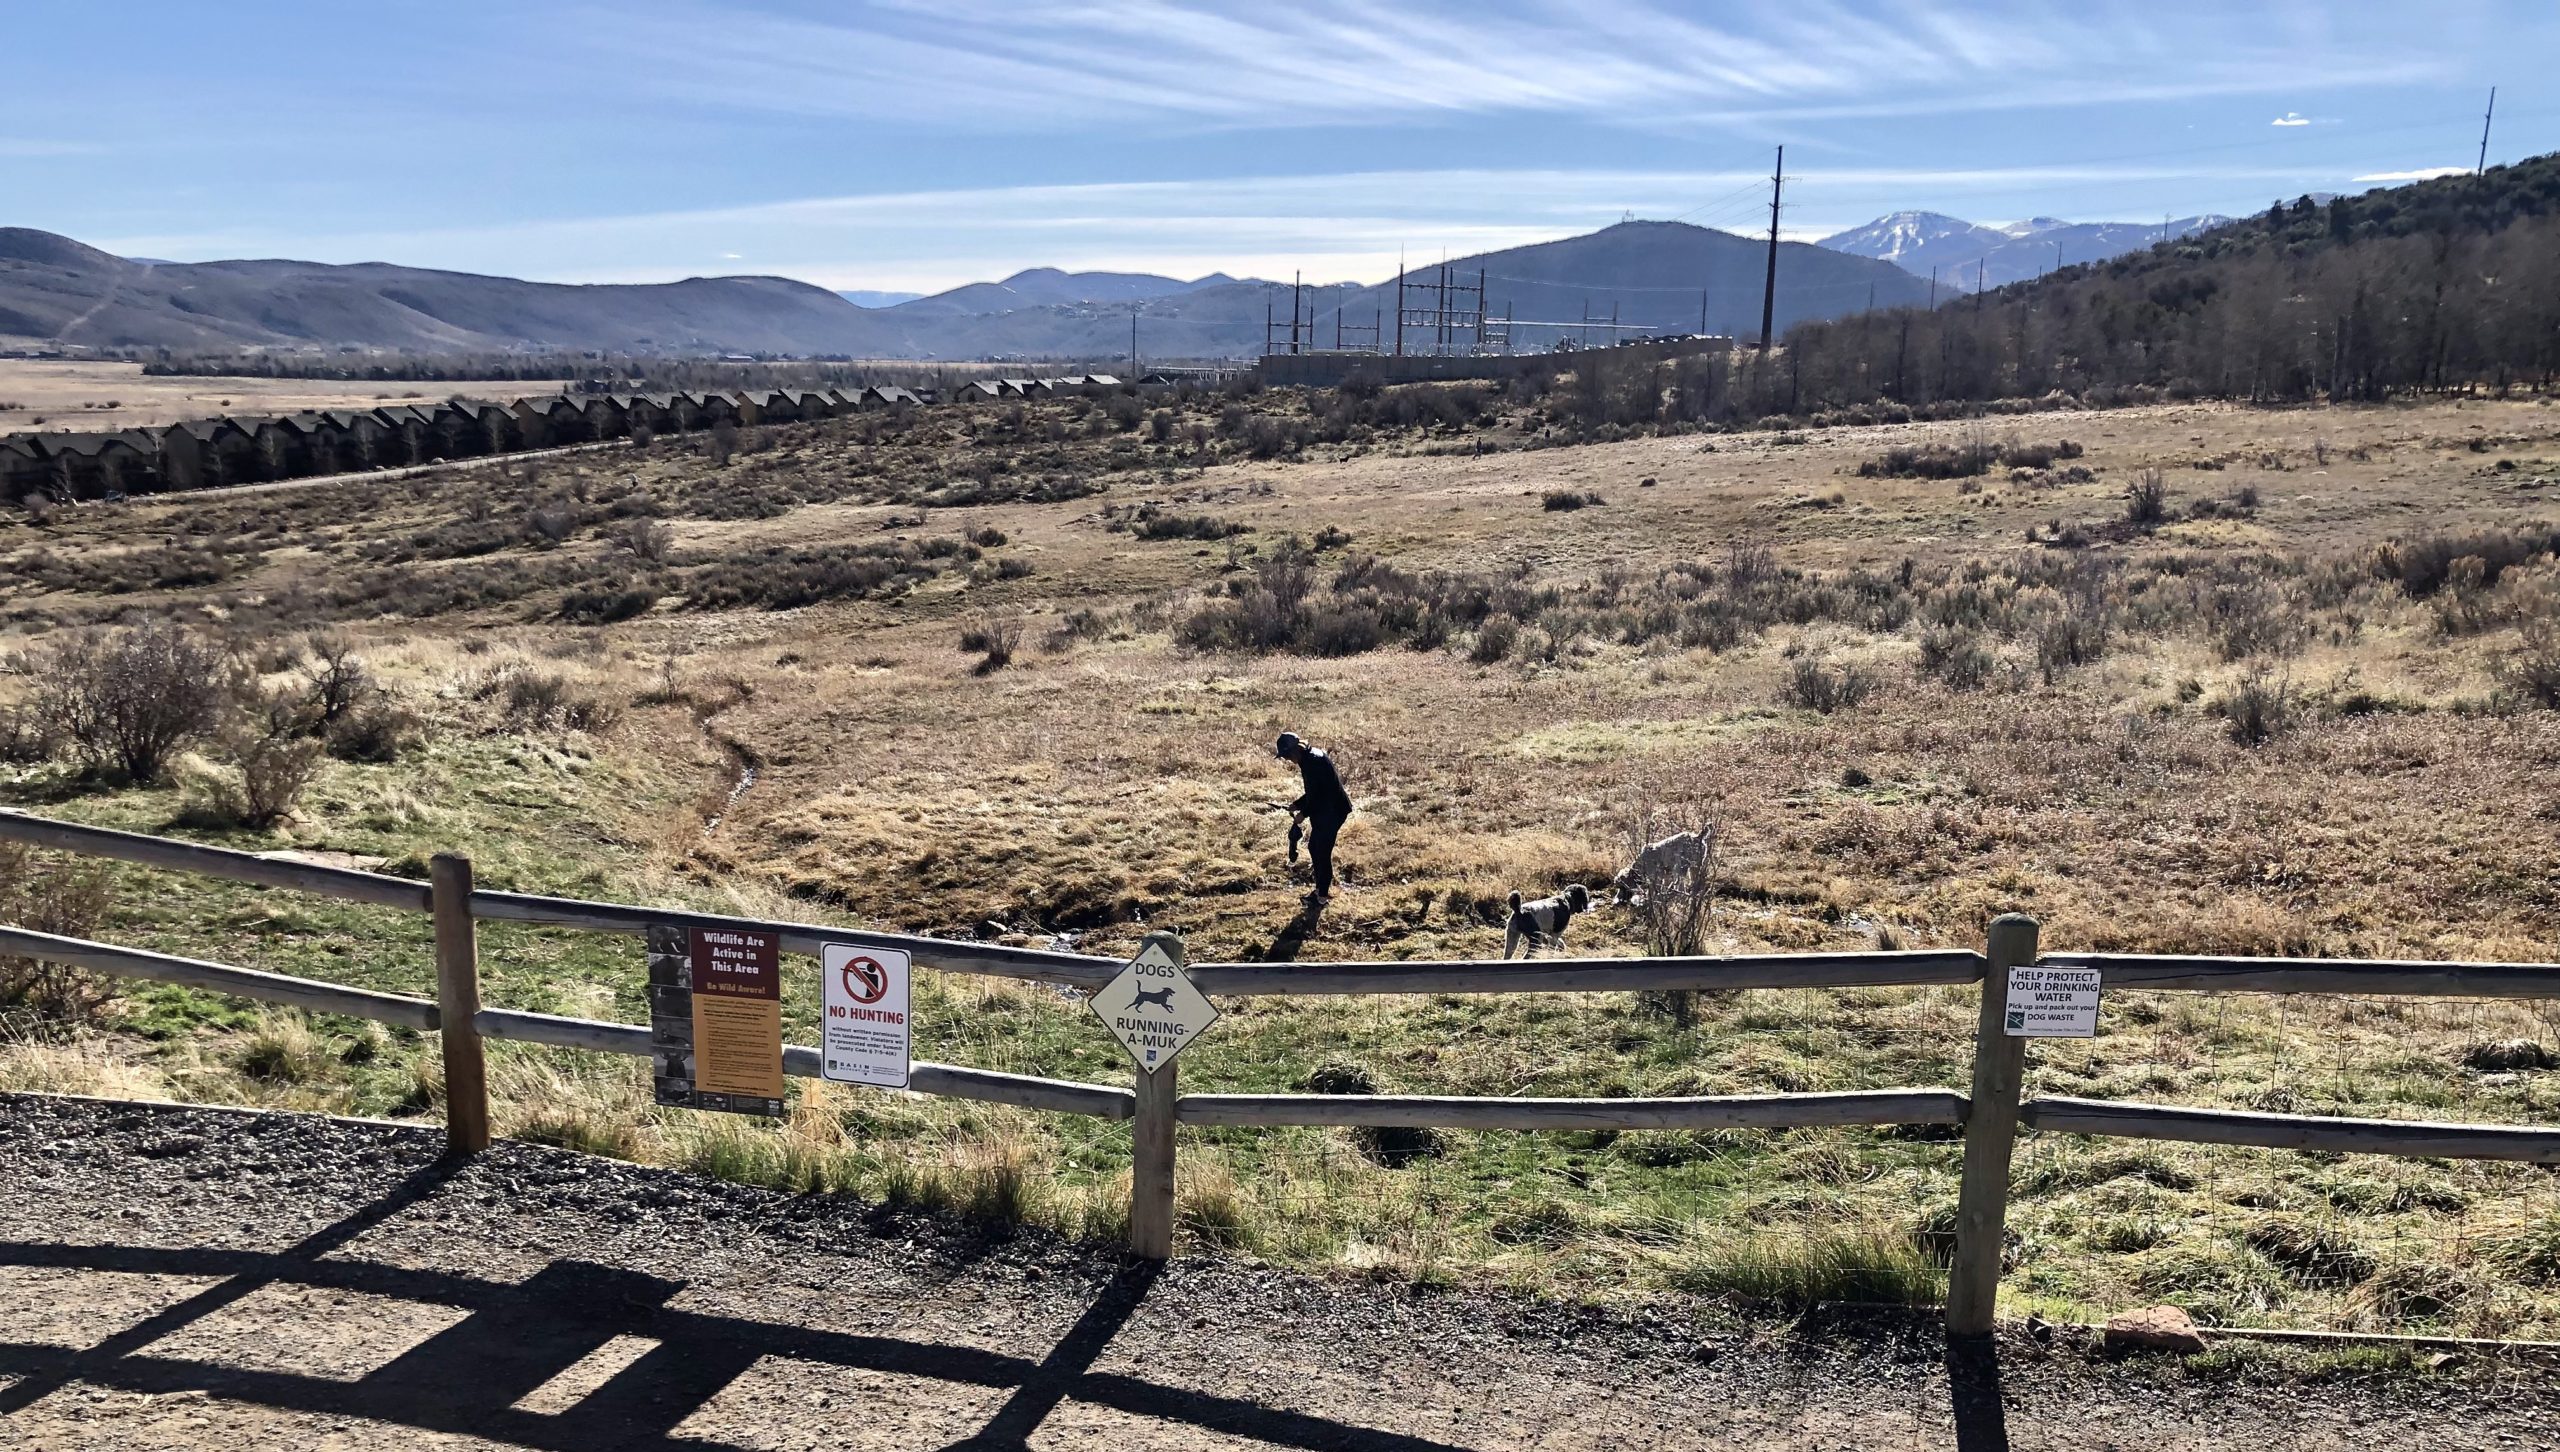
[1,1,2545,293]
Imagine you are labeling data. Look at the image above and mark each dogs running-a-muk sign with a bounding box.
[1093,933,1217,1072]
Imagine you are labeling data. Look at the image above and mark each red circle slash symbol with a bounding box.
[840,956,889,1005]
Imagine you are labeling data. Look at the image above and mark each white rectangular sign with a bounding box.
[2005,965,2100,1038]
[821,943,911,1088]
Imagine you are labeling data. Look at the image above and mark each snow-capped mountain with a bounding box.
[1819,211,2235,291]
[1815,211,2013,269]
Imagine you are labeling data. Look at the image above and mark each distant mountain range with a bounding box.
[834,288,923,308]
[878,267,1247,316]
[0,228,870,356]
[2,220,1927,361]
[1816,211,2235,291]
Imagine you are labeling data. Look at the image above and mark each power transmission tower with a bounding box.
[2480,86,2498,174]
[1758,145,1783,350]
[1394,248,1406,356]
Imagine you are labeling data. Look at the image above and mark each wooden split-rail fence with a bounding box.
[3,808,2557,1338]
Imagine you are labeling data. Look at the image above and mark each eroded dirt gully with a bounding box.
[0,1094,2551,1451]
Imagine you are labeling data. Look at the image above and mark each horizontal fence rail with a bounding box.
[0,810,431,912]
[2023,1097,2560,1165]
[1176,1088,1967,1131]
[2039,951,2560,999]
[1185,949,1985,996]
[6,808,2559,1342]
[468,887,1123,991]
[0,923,441,1031]
[472,1005,1137,1120]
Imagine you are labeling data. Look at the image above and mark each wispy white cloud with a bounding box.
[542,0,2445,135]
[2272,112,2310,126]
[2352,165,2469,182]
[0,136,102,157]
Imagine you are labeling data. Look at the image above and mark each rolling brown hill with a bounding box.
[0,228,884,355]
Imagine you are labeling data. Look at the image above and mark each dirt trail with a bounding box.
[0,1094,2551,1451]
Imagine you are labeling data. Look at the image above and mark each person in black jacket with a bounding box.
[1273,732,1351,900]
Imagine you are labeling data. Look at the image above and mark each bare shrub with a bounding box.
[326,699,420,762]
[2216,670,2296,745]
[2371,526,2560,598]
[1620,813,1719,1024]
[499,671,620,733]
[1782,657,1877,713]
[527,501,583,547]
[959,614,1024,674]
[300,633,373,726]
[21,624,232,782]
[2500,622,2560,709]
[2034,608,2110,682]
[1542,489,1605,511]
[615,517,676,562]
[1470,614,1520,664]
[0,842,115,1025]
[203,731,324,828]
[1131,512,1243,541]
[2124,468,2169,529]
[1858,438,1997,479]
[708,420,740,466]
[1917,627,1994,691]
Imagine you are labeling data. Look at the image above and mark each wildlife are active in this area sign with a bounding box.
[1092,935,1216,1072]
[647,923,786,1116]
[2004,964,2101,1038]
[820,943,911,1089]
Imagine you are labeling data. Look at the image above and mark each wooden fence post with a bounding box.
[430,853,491,1157]
[1128,931,1185,1260]
[1131,1060,1177,1259]
[1947,912,2039,1338]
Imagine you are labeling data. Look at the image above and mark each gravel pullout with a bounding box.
[0,1093,2551,1450]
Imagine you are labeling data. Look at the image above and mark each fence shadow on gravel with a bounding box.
[0,1198,1490,1451]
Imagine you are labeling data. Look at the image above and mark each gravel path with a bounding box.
[0,1093,2551,1451]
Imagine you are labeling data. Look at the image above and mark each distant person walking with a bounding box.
[1272,732,1352,901]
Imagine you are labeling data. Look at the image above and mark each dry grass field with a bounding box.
[3,380,2559,1337]
[0,359,560,432]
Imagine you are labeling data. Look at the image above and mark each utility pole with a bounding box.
[1439,262,1452,355]
[1929,265,1938,310]
[1700,283,1711,336]
[1759,144,1783,350]
[1977,256,1988,309]
[1291,270,1302,355]
[1130,304,1139,377]
[2480,86,2498,174]
[1394,249,1406,357]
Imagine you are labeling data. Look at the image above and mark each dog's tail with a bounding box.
[1507,889,1523,911]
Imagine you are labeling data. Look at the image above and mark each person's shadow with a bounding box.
[1248,899,1326,963]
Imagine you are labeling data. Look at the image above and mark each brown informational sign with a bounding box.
[646,923,785,1118]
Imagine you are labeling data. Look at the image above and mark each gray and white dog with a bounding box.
[1504,884,1592,958]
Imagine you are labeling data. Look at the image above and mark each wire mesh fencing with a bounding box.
[2013,988,2560,1336]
